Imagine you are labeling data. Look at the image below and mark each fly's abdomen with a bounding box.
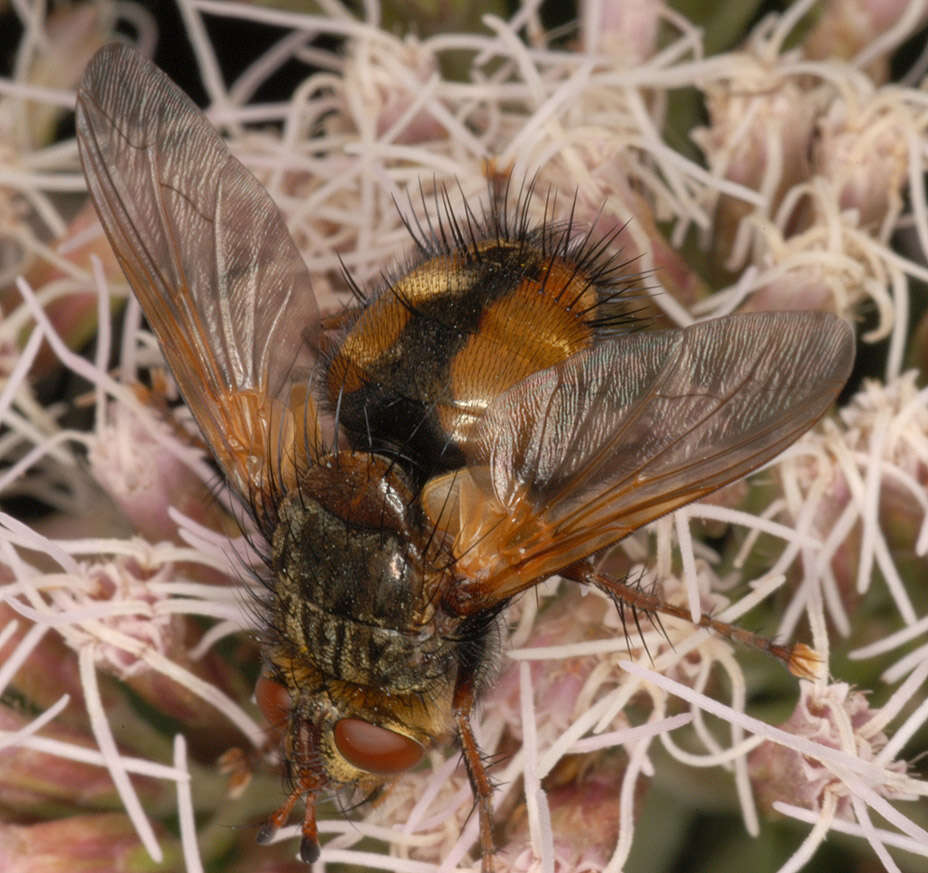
[326,240,606,474]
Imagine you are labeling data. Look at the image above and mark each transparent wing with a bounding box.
[76,43,322,504]
[444,311,854,611]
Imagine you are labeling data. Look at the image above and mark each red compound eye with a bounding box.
[255,675,290,727]
[333,718,424,775]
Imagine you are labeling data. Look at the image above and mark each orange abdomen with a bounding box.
[326,241,603,475]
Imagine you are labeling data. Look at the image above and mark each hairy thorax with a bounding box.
[268,453,460,695]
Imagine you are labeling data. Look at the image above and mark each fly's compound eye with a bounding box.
[255,675,291,728]
[333,718,424,775]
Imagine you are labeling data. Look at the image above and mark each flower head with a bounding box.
[2,2,928,873]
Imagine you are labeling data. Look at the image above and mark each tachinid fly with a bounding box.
[75,42,855,869]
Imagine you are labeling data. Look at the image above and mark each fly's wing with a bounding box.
[439,311,854,612]
[76,43,322,509]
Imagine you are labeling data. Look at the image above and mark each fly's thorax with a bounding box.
[268,451,458,691]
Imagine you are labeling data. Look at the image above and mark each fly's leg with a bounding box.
[452,670,496,873]
[562,562,822,679]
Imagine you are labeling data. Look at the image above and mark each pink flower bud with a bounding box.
[579,0,662,64]
[502,755,625,873]
[0,705,163,814]
[88,399,236,573]
[22,5,108,146]
[805,0,928,81]
[694,75,817,264]
[813,98,909,231]
[342,38,446,144]
[0,813,178,873]
[749,682,908,816]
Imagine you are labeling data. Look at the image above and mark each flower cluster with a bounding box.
[1,1,927,872]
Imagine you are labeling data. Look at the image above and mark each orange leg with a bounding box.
[452,672,496,873]
[256,776,321,864]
